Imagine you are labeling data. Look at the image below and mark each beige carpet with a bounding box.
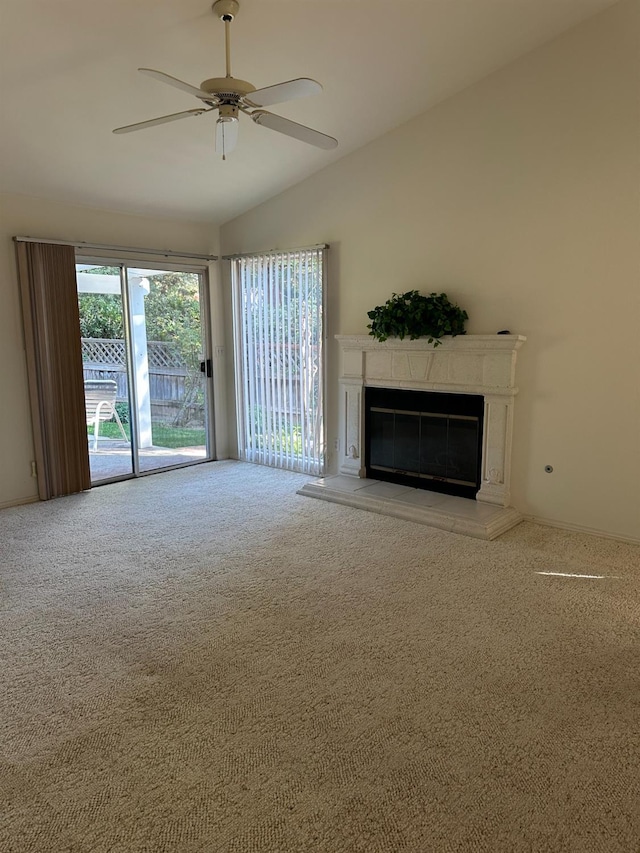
[1,460,638,853]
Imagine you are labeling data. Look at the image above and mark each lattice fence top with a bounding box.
[147,341,185,369]
[82,338,125,366]
[81,338,186,369]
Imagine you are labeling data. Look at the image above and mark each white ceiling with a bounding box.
[0,0,618,225]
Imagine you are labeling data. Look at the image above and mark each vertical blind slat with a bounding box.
[299,252,307,468]
[268,257,277,467]
[262,257,270,465]
[248,258,260,461]
[285,254,295,470]
[240,260,253,458]
[273,256,283,467]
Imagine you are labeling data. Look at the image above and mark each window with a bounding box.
[232,247,325,475]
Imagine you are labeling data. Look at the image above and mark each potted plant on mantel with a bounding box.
[367,290,468,347]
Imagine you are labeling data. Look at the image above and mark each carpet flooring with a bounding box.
[1,460,638,852]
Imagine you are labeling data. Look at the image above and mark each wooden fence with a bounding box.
[81,338,202,423]
[82,338,314,423]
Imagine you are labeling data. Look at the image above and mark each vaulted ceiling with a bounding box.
[0,0,618,224]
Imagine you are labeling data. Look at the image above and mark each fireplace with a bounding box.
[298,334,526,539]
[335,334,526,508]
[365,387,484,499]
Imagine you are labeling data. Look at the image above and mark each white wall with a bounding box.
[0,193,221,508]
[221,0,640,541]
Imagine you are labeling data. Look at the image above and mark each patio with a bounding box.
[89,439,207,481]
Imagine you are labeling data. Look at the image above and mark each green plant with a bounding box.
[367,290,468,346]
[114,401,130,424]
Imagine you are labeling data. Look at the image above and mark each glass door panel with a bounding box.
[77,264,134,483]
[126,268,209,474]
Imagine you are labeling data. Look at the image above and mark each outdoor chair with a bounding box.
[84,379,128,451]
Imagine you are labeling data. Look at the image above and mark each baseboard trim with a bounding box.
[523,515,640,546]
[0,495,39,511]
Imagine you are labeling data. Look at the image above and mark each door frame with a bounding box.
[77,255,216,482]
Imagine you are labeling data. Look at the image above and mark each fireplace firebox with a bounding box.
[365,387,484,499]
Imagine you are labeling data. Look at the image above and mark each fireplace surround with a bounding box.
[298,334,526,539]
[336,334,525,505]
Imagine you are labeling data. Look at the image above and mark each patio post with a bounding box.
[129,276,153,448]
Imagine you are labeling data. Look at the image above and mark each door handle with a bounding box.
[199,358,213,378]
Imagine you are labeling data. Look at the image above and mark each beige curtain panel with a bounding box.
[15,240,90,499]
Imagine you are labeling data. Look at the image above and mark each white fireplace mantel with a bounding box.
[336,334,526,508]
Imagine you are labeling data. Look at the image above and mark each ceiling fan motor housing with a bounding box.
[200,77,256,99]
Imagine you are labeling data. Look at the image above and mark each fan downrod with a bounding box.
[213,0,239,22]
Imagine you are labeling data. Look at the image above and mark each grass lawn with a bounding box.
[90,421,206,449]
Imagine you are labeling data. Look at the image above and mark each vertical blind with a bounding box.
[15,240,91,498]
[232,248,325,476]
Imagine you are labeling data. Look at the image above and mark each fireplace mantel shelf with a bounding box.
[336,334,526,349]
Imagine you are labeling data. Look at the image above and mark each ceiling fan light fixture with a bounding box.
[216,111,239,160]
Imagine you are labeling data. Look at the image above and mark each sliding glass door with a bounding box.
[76,261,213,483]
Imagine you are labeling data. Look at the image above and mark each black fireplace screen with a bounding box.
[365,388,484,499]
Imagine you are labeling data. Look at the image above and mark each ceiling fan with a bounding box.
[113,0,338,159]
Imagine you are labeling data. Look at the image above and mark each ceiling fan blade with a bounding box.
[251,111,337,150]
[138,68,215,101]
[113,108,209,134]
[245,78,322,108]
[215,118,239,160]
